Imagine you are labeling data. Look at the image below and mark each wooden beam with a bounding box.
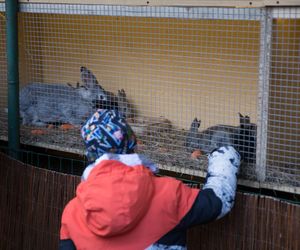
[158,163,300,195]
[1,0,299,7]
[16,0,300,7]
[264,0,300,6]
[12,0,261,7]
[1,0,300,7]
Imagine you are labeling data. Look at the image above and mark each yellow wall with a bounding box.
[267,19,300,166]
[17,13,260,129]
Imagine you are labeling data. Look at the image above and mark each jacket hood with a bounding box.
[76,160,154,237]
[60,159,200,250]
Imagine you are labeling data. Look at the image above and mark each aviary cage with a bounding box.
[0,1,299,194]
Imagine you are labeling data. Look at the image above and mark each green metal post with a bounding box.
[6,0,20,159]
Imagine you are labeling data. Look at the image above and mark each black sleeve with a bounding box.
[59,239,76,250]
[156,188,222,246]
[177,188,222,229]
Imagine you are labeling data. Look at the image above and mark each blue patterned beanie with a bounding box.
[81,109,137,163]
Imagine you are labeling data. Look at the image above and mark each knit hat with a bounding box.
[81,109,137,163]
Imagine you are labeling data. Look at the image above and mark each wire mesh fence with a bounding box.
[266,8,300,187]
[0,4,299,192]
[0,143,86,175]
[16,4,261,175]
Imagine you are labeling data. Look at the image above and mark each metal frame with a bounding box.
[5,0,20,159]
[0,0,268,7]
[0,0,297,7]
[19,3,262,20]
[256,8,273,182]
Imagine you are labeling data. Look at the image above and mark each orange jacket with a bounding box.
[60,160,199,250]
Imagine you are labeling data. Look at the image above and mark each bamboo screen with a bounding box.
[0,152,299,250]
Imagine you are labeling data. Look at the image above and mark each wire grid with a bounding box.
[0,144,86,175]
[266,8,300,187]
[15,4,262,181]
[0,7,6,142]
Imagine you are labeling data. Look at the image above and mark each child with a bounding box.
[60,109,241,250]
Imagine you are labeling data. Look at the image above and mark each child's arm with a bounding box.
[154,146,240,247]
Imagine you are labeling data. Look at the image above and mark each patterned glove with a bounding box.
[203,146,241,219]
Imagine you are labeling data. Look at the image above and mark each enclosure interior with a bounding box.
[0,4,299,191]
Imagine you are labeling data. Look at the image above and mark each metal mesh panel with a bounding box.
[0,3,299,192]
[11,4,300,191]
[0,5,6,141]
[267,8,300,188]
[15,4,262,182]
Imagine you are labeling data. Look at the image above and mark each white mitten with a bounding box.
[203,146,241,219]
